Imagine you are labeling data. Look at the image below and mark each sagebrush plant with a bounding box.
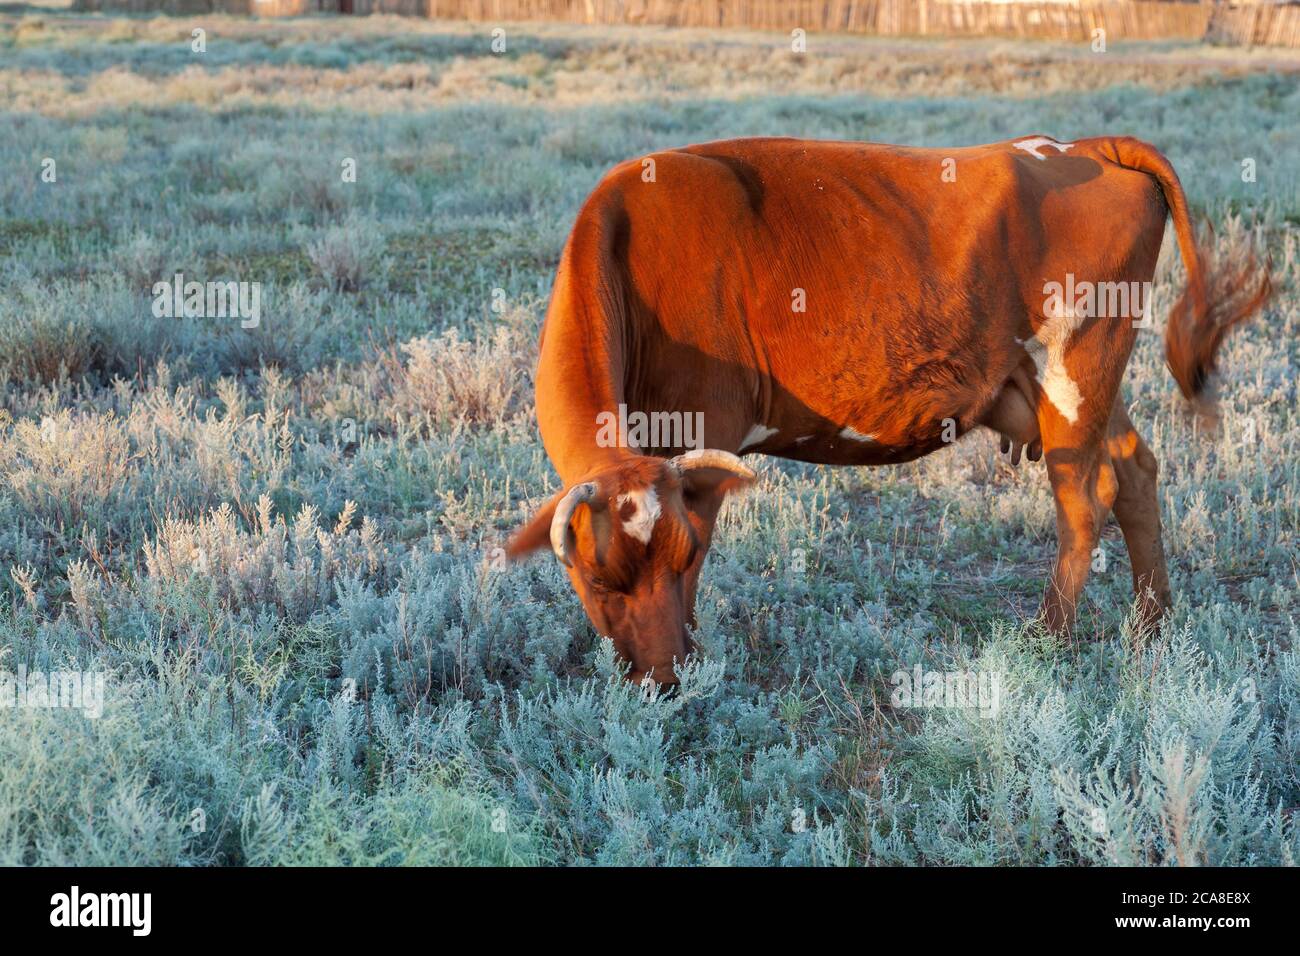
[0,13,1297,865]
[305,216,387,293]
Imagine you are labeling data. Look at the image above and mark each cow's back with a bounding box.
[556,136,1168,464]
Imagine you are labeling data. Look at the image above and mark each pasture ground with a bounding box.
[0,11,1298,865]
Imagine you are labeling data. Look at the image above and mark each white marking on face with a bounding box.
[1013,137,1075,161]
[739,423,778,451]
[615,486,660,545]
[839,426,876,442]
[1018,302,1084,424]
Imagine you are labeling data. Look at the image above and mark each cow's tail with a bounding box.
[1104,137,1273,418]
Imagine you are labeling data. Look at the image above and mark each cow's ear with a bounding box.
[679,467,755,500]
[677,462,757,503]
[505,492,561,560]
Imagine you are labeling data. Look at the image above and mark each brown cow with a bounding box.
[508,135,1270,684]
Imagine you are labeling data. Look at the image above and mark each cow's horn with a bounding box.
[667,449,756,480]
[550,482,600,565]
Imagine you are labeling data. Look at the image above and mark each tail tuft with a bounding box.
[1103,137,1273,422]
[1163,229,1273,420]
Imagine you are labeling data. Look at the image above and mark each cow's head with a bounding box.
[507,450,755,685]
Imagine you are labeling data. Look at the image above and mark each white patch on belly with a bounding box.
[838,426,876,442]
[1018,302,1084,424]
[615,487,660,545]
[1013,137,1075,161]
[739,423,778,451]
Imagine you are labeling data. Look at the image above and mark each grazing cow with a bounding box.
[507,135,1271,684]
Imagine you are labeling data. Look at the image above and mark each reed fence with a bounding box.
[67,0,1300,48]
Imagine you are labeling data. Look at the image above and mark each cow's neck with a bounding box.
[535,290,638,487]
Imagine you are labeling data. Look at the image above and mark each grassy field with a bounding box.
[0,10,1298,865]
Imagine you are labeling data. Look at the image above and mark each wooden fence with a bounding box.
[421,0,1213,40]
[1207,1,1300,44]
[66,1,1300,48]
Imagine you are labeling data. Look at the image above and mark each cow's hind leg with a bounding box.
[1029,301,1144,634]
[1031,333,1131,634]
[1106,399,1172,633]
[1040,426,1119,634]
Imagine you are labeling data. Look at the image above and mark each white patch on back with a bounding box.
[1019,300,1085,424]
[838,426,876,442]
[739,423,778,451]
[1013,137,1075,161]
[615,487,660,545]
